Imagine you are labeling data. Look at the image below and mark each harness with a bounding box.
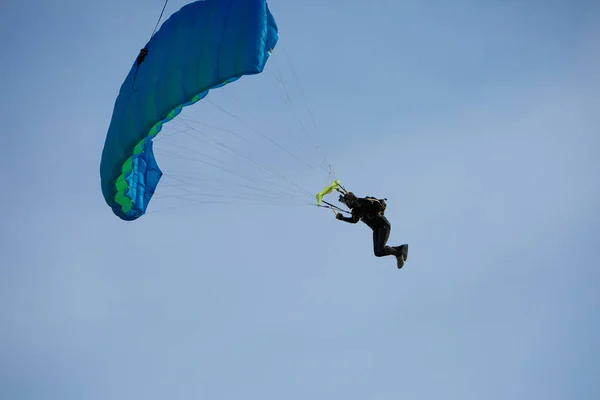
[362,196,387,219]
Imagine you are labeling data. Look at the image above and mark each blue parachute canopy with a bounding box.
[100,0,278,220]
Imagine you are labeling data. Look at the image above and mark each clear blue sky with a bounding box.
[2,0,599,399]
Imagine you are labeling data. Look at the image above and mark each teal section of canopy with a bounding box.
[100,0,279,221]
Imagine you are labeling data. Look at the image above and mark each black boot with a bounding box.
[395,244,408,269]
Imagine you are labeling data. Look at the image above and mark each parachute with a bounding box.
[100,0,279,220]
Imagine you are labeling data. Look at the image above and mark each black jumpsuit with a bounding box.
[339,198,400,258]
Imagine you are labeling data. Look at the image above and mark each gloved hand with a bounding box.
[336,212,344,220]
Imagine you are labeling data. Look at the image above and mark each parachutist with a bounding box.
[336,192,408,269]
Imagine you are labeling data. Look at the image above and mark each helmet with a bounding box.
[338,191,357,207]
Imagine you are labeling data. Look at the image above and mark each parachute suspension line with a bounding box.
[271,69,330,178]
[132,0,170,89]
[160,173,310,205]
[145,196,315,217]
[215,66,329,184]
[269,50,342,210]
[151,68,342,214]
[263,59,347,214]
[151,117,315,207]
[151,0,170,39]
[317,201,350,214]
[154,182,308,205]
[201,99,318,201]
[150,121,314,212]
[139,43,330,212]
[175,116,308,196]
[149,125,318,211]
[146,182,316,215]
[156,158,309,206]
[187,54,339,212]
[281,48,337,182]
[205,99,317,174]
[222,56,338,208]
[218,81,326,189]
[153,137,308,202]
[165,114,314,202]
[268,66,325,172]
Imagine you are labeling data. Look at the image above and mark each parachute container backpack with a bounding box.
[100,0,279,220]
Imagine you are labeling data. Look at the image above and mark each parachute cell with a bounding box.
[100,0,279,220]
